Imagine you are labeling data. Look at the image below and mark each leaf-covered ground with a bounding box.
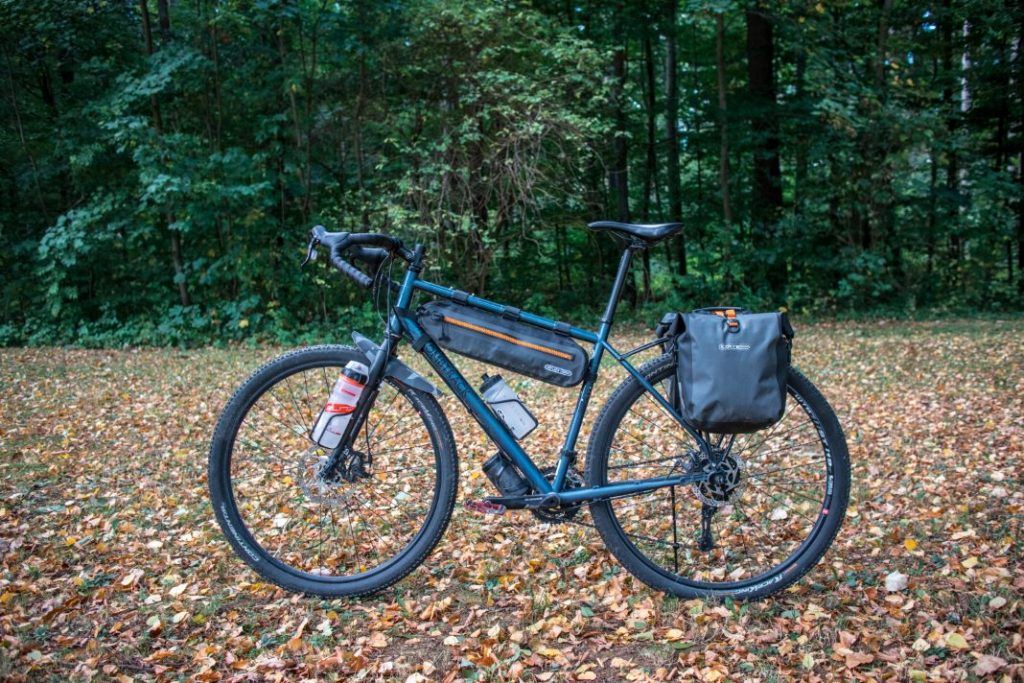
[1,319,1021,682]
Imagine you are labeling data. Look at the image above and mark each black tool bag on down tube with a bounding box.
[667,307,794,433]
[417,300,588,387]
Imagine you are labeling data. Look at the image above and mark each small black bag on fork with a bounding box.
[665,307,794,433]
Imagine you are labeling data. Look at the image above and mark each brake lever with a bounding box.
[301,238,319,267]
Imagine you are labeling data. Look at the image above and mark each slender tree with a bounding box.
[746,0,784,293]
[715,11,733,224]
[140,0,190,307]
[664,0,686,275]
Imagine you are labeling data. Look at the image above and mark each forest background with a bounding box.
[1,0,1021,346]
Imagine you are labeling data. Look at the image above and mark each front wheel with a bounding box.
[585,353,849,600]
[208,345,458,597]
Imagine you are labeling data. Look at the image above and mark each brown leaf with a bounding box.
[973,655,1006,676]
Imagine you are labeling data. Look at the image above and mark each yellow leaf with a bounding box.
[962,556,978,569]
[945,632,968,650]
[664,628,685,641]
[903,539,918,551]
[802,653,814,670]
[536,647,561,659]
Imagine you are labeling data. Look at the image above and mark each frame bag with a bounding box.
[418,300,588,387]
[676,308,794,433]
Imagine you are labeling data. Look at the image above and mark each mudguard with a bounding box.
[351,332,443,398]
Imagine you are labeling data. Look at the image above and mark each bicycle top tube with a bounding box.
[411,279,601,345]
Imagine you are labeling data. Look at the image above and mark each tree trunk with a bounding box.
[941,0,961,282]
[642,33,657,223]
[140,0,190,307]
[715,12,733,224]
[746,3,782,217]
[612,38,630,223]
[1019,10,1024,295]
[1,44,49,220]
[793,48,807,213]
[641,32,657,301]
[665,0,686,275]
[928,146,938,279]
[611,8,636,308]
[873,0,900,282]
[746,1,784,293]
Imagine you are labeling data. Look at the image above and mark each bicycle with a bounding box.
[208,221,849,600]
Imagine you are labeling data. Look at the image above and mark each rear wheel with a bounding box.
[208,345,457,597]
[585,354,849,600]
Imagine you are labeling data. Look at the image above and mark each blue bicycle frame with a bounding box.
[354,246,711,508]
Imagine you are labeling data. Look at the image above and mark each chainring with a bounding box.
[532,466,585,523]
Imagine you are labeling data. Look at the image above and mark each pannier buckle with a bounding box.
[725,309,740,333]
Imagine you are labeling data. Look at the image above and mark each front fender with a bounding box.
[351,331,443,398]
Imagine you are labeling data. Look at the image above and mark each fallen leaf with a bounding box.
[973,655,1006,676]
[945,633,968,650]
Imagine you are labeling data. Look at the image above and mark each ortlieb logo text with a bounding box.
[544,363,572,376]
[718,343,751,351]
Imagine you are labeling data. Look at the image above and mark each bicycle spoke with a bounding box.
[226,364,440,579]
[743,459,821,481]
[743,439,822,462]
[601,360,838,590]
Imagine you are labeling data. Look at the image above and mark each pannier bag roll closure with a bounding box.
[417,300,588,387]
[676,307,794,434]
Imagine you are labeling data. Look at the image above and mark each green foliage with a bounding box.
[0,0,1021,346]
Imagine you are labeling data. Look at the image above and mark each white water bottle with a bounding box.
[480,374,538,440]
[311,361,370,448]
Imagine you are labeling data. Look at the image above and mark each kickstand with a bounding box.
[698,503,716,552]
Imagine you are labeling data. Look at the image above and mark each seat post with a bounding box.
[600,246,636,329]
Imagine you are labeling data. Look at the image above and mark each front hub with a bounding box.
[299,447,371,507]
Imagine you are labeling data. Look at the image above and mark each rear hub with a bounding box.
[688,448,744,507]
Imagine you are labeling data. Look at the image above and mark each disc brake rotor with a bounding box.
[689,449,745,507]
[298,448,350,507]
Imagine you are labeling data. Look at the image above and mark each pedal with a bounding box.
[465,500,507,515]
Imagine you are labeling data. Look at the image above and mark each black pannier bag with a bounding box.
[675,308,794,433]
[417,300,588,387]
